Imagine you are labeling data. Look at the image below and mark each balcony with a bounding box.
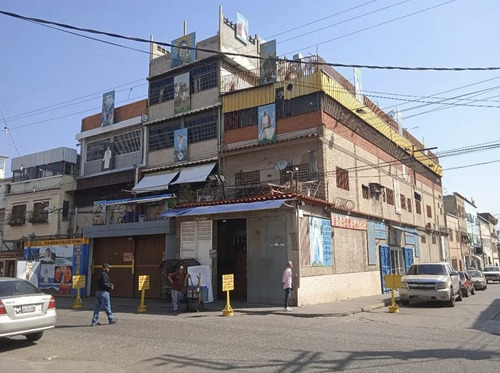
[7,213,25,227]
[27,211,49,224]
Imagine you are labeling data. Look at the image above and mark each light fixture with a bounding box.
[287,83,294,92]
[3,126,7,134]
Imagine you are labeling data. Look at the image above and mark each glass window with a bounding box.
[149,122,181,151]
[185,114,217,144]
[87,139,111,161]
[190,62,218,93]
[149,77,174,105]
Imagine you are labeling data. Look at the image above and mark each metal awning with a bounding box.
[132,171,179,193]
[170,162,216,184]
[160,199,290,218]
[391,226,419,236]
[96,193,175,207]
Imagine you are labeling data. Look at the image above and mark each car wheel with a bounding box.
[464,287,469,297]
[25,332,44,342]
[471,287,475,295]
[448,289,456,307]
[456,288,463,302]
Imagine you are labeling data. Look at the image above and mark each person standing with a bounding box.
[282,261,293,312]
[168,265,190,314]
[92,263,117,326]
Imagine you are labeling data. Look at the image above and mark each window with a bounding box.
[407,197,412,212]
[224,107,257,130]
[432,235,437,244]
[421,235,427,243]
[426,205,432,218]
[10,205,27,226]
[190,62,218,93]
[415,200,422,214]
[87,139,111,161]
[113,130,141,155]
[149,122,182,151]
[30,201,49,224]
[400,194,406,210]
[149,77,174,105]
[185,114,217,143]
[336,167,349,190]
[386,188,394,205]
[235,170,260,185]
[280,164,310,184]
[362,185,369,199]
[449,229,454,242]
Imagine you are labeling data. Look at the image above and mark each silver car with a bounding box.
[0,277,57,341]
[466,269,487,290]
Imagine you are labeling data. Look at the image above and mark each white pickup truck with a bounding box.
[482,266,500,283]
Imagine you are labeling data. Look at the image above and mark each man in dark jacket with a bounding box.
[92,263,117,326]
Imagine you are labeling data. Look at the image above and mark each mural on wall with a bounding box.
[101,90,115,126]
[23,239,90,296]
[92,203,106,225]
[309,217,333,266]
[236,12,249,44]
[174,73,191,114]
[174,128,188,162]
[259,39,277,85]
[170,32,196,68]
[102,143,113,170]
[257,103,276,144]
[16,260,41,287]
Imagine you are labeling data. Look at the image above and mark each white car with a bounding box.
[0,277,57,341]
[482,266,500,284]
[399,262,462,307]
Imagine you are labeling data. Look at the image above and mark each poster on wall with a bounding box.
[258,103,276,144]
[236,12,249,44]
[174,128,188,162]
[170,32,196,68]
[16,261,41,287]
[309,217,333,266]
[101,90,115,126]
[23,239,90,296]
[174,73,191,114]
[259,39,277,85]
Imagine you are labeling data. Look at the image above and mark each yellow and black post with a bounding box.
[72,275,85,309]
[384,273,402,313]
[137,275,150,312]
[222,274,234,317]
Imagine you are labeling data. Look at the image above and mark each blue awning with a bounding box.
[96,193,175,207]
[160,199,290,218]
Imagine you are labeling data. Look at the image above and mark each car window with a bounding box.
[459,272,465,279]
[484,267,500,271]
[0,280,42,297]
[407,264,447,275]
[467,270,481,277]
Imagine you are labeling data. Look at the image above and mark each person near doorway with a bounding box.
[92,263,117,326]
[282,261,293,312]
[168,265,190,314]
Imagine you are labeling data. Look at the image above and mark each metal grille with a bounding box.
[149,122,182,151]
[185,114,217,143]
[113,130,141,155]
[86,139,110,161]
[336,167,349,191]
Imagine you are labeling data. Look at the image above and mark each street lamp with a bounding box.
[43,206,63,237]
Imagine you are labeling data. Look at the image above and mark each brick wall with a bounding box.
[81,99,147,132]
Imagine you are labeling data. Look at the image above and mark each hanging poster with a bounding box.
[174,128,188,162]
[236,12,249,44]
[101,91,115,126]
[258,103,276,144]
[260,40,277,85]
[174,73,191,114]
[171,32,196,68]
[309,217,333,266]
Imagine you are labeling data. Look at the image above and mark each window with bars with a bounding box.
[235,170,260,185]
[9,204,27,226]
[113,130,141,155]
[190,62,218,93]
[336,167,349,190]
[224,107,258,130]
[149,122,182,151]
[362,185,369,199]
[386,188,394,205]
[280,164,313,184]
[87,139,111,161]
[426,205,432,218]
[407,197,412,213]
[415,200,422,214]
[30,201,49,224]
[149,77,175,105]
[185,114,217,143]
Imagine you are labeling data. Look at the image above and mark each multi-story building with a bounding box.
[446,212,462,270]
[478,212,498,267]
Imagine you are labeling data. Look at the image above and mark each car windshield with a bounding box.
[484,267,499,271]
[0,280,42,297]
[459,272,466,279]
[467,270,481,277]
[407,264,447,275]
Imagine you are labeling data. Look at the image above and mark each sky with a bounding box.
[1,0,499,215]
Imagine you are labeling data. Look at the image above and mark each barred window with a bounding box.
[190,62,218,93]
[87,139,111,161]
[185,114,217,143]
[224,107,257,130]
[386,188,394,205]
[362,185,369,199]
[415,200,422,214]
[149,122,181,151]
[235,170,260,185]
[280,164,310,184]
[113,130,141,155]
[336,167,349,190]
[149,77,174,105]
[11,204,27,225]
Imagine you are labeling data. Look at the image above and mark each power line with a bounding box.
[3,8,500,72]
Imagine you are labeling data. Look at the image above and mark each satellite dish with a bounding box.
[275,160,288,171]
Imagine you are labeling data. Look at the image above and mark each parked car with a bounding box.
[459,271,475,297]
[482,266,500,284]
[0,277,57,341]
[399,262,462,307]
[466,269,487,290]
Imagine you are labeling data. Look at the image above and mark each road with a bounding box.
[1,284,499,372]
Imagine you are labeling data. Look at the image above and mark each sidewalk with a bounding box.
[55,293,398,318]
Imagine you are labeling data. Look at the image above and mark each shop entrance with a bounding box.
[217,219,247,301]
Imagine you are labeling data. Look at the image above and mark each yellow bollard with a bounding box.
[384,274,401,313]
[222,274,234,316]
[222,290,234,317]
[388,287,399,313]
[137,275,149,312]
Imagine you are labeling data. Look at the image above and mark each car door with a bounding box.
[447,264,460,290]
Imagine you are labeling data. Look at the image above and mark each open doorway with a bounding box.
[217,219,247,300]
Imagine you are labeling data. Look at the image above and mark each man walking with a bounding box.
[92,263,117,326]
[168,265,190,314]
[282,261,293,312]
